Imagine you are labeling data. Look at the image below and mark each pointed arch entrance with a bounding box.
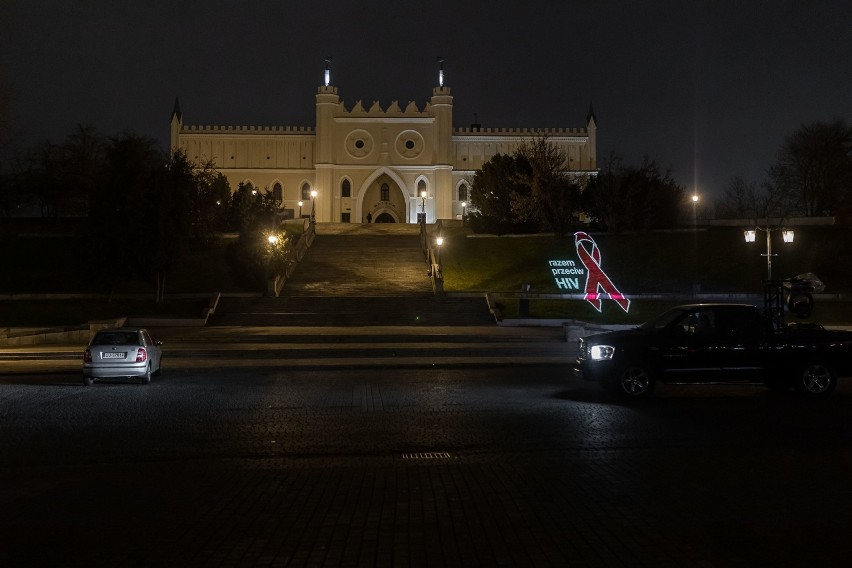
[356,168,411,224]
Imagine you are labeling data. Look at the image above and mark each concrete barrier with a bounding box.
[0,318,125,347]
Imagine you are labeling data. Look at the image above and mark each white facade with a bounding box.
[170,77,597,224]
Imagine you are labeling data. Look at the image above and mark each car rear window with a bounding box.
[92,332,138,345]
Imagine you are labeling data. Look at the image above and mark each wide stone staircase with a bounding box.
[203,223,571,368]
[208,223,495,327]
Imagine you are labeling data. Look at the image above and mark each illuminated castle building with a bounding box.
[170,62,597,224]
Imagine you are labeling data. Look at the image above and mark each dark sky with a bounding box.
[2,0,850,203]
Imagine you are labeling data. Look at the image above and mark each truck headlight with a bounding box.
[590,345,615,361]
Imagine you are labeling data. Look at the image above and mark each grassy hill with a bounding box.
[439,224,852,324]
[2,222,851,326]
[440,225,852,295]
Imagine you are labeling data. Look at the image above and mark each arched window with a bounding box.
[272,182,283,203]
[341,179,351,198]
[417,179,427,197]
[380,183,389,202]
[458,182,469,202]
[301,182,311,200]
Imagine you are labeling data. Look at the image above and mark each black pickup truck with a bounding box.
[575,303,852,398]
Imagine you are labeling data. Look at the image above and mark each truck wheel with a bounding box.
[794,362,836,397]
[605,364,656,399]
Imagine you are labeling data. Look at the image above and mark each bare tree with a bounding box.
[512,137,584,237]
[772,119,852,216]
[716,175,794,224]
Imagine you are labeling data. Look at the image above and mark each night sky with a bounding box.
[2,1,850,204]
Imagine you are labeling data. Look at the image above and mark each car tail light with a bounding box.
[84,348,92,363]
[136,348,147,363]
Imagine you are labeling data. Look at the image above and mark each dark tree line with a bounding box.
[581,153,684,232]
[717,119,852,222]
[467,137,586,236]
[467,139,685,235]
[0,124,291,298]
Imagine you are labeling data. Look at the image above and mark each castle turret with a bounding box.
[430,59,453,221]
[169,97,182,154]
[314,59,339,222]
[586,102,597,170]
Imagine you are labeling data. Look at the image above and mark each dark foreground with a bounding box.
[2,364,852,567]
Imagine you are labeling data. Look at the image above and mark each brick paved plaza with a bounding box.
[3,364,852,567]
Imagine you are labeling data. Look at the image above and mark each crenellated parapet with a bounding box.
[180,125,315,133]
[453,127,588,136]
[335,99,433,118]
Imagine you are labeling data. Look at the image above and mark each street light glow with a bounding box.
[744,226,794,280]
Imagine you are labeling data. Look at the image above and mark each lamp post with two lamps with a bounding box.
[744,226,795,281]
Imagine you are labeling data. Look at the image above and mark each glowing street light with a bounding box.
[435,236,444,274]
[461,201,467,225]
[298,200,303,218]
[744,226,794,280]
[310,190,318,222]
[691,194,699,226]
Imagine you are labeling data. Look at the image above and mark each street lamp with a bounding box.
[310,190,317,222]
[691,194,699,225]
[461,201,467,225]
[435,236,444,275]
[419,190,427,224]
[298,200,303,218]
[744,226,794,280]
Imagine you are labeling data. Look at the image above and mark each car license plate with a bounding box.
[102,352,126,359]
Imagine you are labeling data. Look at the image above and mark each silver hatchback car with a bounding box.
[83,328,162,385]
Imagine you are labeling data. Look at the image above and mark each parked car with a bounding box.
[83,328,162,386]
[575,303,852,398]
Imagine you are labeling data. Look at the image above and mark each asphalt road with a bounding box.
[2,363,852,567]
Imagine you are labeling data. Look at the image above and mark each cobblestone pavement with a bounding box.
[2,364,852,567]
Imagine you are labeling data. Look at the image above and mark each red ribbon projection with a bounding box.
[574,231,630,313]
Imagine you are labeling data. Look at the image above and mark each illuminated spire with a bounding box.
[437,56,445,87]
[324,56,332,87]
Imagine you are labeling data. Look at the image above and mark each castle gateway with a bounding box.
[170,66,597,224]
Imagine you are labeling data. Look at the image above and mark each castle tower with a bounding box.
[430,59,453,221]
[314,59,339,223]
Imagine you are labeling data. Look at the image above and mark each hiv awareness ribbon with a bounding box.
[574,231,630,313]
